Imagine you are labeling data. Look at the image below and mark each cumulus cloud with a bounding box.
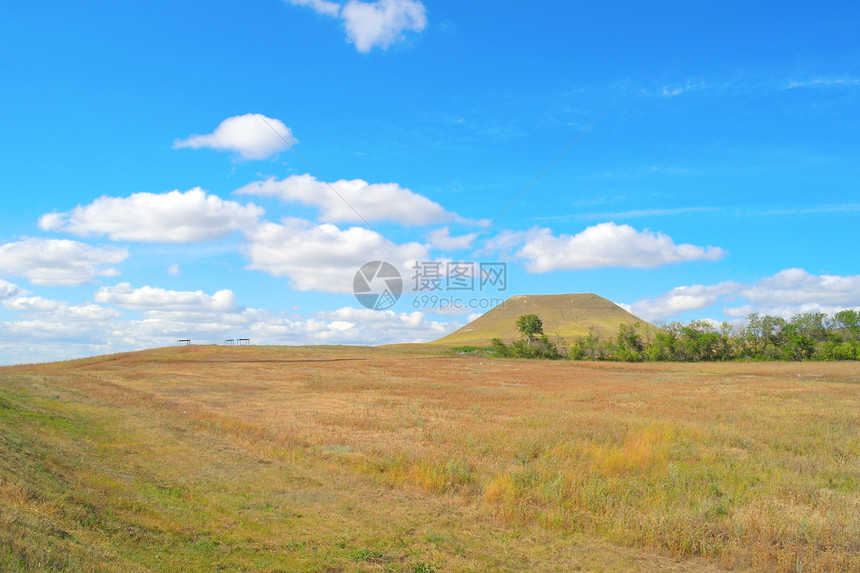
[0,238,127,286]
[0,302,459,364]
[0,314,117,346]
[39,188,263,243]
[243,218,427,293]
[58,304,122,321]
[0,293,123,365]
[309,306,453,342]
[95,283,240,312]
[236,174,451,226]
[0,279,461,365]
[0,279,23,300]
[115,305,454,348]
[427,227,477,251]
[739,268,860,307]
[623,282,740,322]
[624,269,860,322]
[2,296,62,312]
[341,0,427,52]
[173,114,298,160]
[496,222,725,272]
[284,0,427,53]
[1,293,120,324]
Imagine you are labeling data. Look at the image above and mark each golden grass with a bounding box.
[428,293,658,346]
[0,345,858,572]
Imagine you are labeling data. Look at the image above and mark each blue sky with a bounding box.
[1,0,859,363]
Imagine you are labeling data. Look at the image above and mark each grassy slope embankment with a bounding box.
[429,293,657,347]
[0,345,858,572]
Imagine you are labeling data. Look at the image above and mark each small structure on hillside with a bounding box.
[224,339,235,345]
[177,339,191,346]
[237,338,251,345]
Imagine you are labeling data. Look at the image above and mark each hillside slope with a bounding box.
[430,293,656,347]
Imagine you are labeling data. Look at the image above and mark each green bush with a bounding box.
[489,311,860,363]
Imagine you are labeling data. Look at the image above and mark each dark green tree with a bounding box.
[516,314,544,343]
[644,329,678,361]
[833,310,860,340]
[492,314,564,359]
[613,322,645,361]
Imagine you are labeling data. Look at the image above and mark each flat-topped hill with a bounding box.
[430,293,656,347]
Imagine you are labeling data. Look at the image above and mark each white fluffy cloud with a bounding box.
[623,282,740,322]
[284,0,427,52]
[0,314,117,344]
[173,114,298,160]
[243,218,427,292]
[341,0,427,52]
[0,238,127,286]
[310,307,454,342]
[1,292,120,330]
[740,268,860,307]
[0,279,23,300]
[0,293,124,364]
[497,222,725,272]
[113,305,454,348]
[39,188,263,243]
[624,268,860,322]
[236,174,451,226]
[95,283,240,312]
[0,299,460,365]
[427,227,477,251]
[2,296,61,312]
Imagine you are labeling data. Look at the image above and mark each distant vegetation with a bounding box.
[490,313,565,359]
[490,310,860,361]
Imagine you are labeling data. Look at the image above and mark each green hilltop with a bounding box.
[430,293,657,347]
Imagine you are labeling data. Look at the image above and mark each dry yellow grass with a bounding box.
[1,345,858,572]
[428,293,657,346]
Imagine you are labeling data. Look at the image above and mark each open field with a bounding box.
[0,346,858,572]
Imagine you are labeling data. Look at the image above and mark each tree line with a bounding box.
[488,310,860,362]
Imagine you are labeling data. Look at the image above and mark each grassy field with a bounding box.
[0,345,857,572]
